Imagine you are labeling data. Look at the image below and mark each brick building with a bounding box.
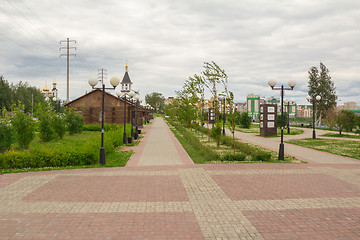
[65,89,150,126]
[65,64,152,126]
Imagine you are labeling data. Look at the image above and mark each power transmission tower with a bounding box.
[59,38,76,103]
[98,68,107,84]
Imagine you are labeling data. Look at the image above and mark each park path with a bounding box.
[0,117,359,239]
[230,127,360,164]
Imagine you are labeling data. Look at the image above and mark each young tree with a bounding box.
[239,112,251,128]
[308,62,337,121]
[0,76,13,111]
[0,109,14,152]
[336,110,356,134]
[65,108,84,135]
[36,103,56,142]
[10,102,35,149]
[145,92,165,113]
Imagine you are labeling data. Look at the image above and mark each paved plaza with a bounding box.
[1,117,360,239]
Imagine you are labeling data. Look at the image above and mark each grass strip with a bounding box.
[321,133,360,139]
[287,138,360,160]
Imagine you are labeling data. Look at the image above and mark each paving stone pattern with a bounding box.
[0,117,360,239]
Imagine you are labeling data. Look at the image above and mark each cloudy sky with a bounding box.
[1,0,359,105]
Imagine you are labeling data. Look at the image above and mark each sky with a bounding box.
[1,0,359,105]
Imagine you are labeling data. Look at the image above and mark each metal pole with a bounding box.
[135,100,138,139]
[131,99,134,138]
[123,94,127,144]
[278,85,285,160]
[312,100,316,139]
[66,38,69,103]
[100,84,105,165]
[287,101,290,134]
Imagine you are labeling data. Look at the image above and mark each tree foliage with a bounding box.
[10,102,35,149]
[145,92,165,112]
[336,110,356,134]
[65,108,84,135]
[239,112,251,129]
[308,62,337,120]
[0,75,46,114]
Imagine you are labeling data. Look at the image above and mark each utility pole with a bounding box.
[59,38,76,103]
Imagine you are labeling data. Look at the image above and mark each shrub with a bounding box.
[0,118,14,153]
[36,104,55,142]
[239,112,251,128]
[252,151,272,162]
[221,152,246,161]
[10,102,35,149]
[53,113,66,139]
[65,108,84,135]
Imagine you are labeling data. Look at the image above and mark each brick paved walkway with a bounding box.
[1,117,359,239]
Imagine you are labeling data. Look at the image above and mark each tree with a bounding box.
[10,102,35,149]
[145,92,165,113]
[308,62,337,121]
[0,76,13,112]
[336,110,356,134]
[239,112,251,128]
[0,109,14,152]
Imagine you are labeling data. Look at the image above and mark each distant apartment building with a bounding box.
[246,94,260,120]
[164,97,175,105]
[337,102,360,116]
[297,105,313,118]
[235,102,247,113]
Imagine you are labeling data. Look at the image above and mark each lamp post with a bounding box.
[287,101,290,134]
[268,79,296,160]
[128,90,136,138]
[134,94,140,139]
[222,98,226,135]
[89,76,120,165]
[115,90,129,144]
[306,95,321,139]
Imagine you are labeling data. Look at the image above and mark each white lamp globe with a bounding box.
[110,77,120,87]
[268,80,276,88]
[288,80,296,88]
[316,95,321,101]
[88,77,98,87]
[128,90,135,97]
[306,96,311,101]
[115,88,122,97]
[135,94,140,101]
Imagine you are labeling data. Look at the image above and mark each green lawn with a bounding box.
[2,131,133,174]
[236,124,304,137]
[168,121,300,164]
[287,138,360,160]
[321,133,360,139]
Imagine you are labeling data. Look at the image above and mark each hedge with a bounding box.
[0,124,132,170]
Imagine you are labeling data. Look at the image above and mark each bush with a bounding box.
[239,112,251,128]
[66,108,84,135]
[10,103,35,149]
[221,152,246,161]
[252,151,272,162]
[53,113,66,139]
[0,119,14,153]
[36,104,55,142]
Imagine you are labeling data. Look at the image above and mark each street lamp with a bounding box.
[306,95,321,139]
[268,79,296,160]
[128,90,136,138]
[115,89,129,144]
[88,76,120,165]
[134,94,140,139]
[220,97,226,135]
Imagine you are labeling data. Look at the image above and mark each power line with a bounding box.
[0,6,57,53]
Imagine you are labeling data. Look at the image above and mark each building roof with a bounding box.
[121,65,132,84]
[64,89,125,107]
